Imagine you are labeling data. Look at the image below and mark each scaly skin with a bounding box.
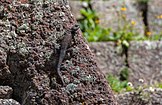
[57,24,80,86]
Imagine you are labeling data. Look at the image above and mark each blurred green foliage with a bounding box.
[119,67,129,81]
[78,0,141,47]
[78,0,161,44]
[155,83,162,89]
[107,74,128,93]
[106,74,133,93]
[147,34,162,40]
[137,0,150,3]
[78,0,162,93]
[106,67,134,93]
[79,6,112,42]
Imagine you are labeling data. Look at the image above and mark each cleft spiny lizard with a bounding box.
[56,24,80,86]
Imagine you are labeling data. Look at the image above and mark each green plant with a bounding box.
[112,6,146,47]
[147,34,162,40]
[106,74,131,93]
[79,8,97,33]
[78,0,161,43]
[119,67,129,81]
[155,82,162,89]
[78,1,145,43]
[137,0,150,3]
[83,25,112,42]
[78,0,113,42]
[80,0,91,2]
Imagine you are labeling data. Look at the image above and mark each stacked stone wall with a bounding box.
[69,0,162,35]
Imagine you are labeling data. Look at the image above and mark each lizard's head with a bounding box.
[71,24,80,32]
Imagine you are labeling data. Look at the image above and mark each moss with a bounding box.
[119,67,129,81]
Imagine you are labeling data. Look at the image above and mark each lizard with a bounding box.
[56,24,80,86]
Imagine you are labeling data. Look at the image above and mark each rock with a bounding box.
[116,88,162,105]
[0,0,118,104]
[0,99,20,105]
[69,0,84,19]
[0,47,11,80]
[89,42,126,76]
[148,0,162,35]
[69,0,145,35]
[0,86,13,99]
[128,41,162,85]
[91,0,144,35]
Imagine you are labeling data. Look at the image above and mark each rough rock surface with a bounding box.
[0,99,20,105]
[89,42,126,76]
[128,41,162,85]
[91,0,144,34]
[69,0,144,35]
[0,86,13,99]
[69,0,83,19]
[116,88,162,105]
[89,41,162,86]
[0,0,117,105]
[148,0,162,35]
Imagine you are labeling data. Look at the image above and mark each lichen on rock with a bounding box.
[0,0,118,104]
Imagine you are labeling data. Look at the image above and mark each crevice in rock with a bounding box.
[123,45,129,68]
[119,44,130,81]
[138,1,150,35]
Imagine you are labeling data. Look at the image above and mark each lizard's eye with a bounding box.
[73,24,80,31]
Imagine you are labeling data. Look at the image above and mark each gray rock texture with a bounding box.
[148,0,162,35]
[69,0,162,37]
[91,0,144,35]
[0,99,20,105]
[89,41,162,86]
[128,41,162,85]
[0,47,10,80]
[89,42,126,76]
[0,86,13,99]
[69,0,83,19]
[0,0,118,105]
[69,0,144,35]
[116,88,162,105]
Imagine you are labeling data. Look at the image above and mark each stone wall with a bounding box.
[148,0,162,35]
[89,42,126,76]
[91,0,144,34]
[116,88,162,105]
[128,41,162,85]
[89,41,162,85]
[69,0,162,36]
